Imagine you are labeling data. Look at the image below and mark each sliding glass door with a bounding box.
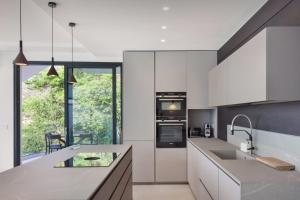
[66,67,119,145]
[15,62,122,166]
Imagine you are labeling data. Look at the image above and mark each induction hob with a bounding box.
[54,152,120,168]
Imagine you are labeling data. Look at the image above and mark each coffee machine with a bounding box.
[204,123,213,138]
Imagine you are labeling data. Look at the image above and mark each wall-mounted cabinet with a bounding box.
[209,27,300,107]
[187,51,217,109]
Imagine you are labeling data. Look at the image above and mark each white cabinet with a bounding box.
[155,148,187,182]
[208,61,228,107]
[209,27,300,107]
[123,51,155,183]
[155,51,187,92]
[219,169,241,200]
[188,142,213,200]
[123,141,154,183]
[187,51,217,109]
[123,51,155,141]
[198,150,219,200]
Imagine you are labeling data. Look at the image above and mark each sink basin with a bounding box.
[210,150,255,160]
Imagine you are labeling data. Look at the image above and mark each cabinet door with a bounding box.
[187,51,217,109]
[155,51,187,92]
[227,29,267,105]
[198,151,219,200]
[156,148,187,182]
[123,51,155,140]
[123,141,154,182]
[219,169,241,200]
[208,63,228,107]
[187,142,199,199]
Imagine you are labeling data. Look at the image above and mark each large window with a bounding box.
[15,62,122,165]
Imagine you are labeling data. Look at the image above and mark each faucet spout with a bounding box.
[230,114,254,154]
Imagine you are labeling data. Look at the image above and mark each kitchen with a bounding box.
[1,0,300,200]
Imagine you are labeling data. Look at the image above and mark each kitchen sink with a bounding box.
[210,149,255,160]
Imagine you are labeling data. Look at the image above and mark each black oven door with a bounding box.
[156,121,186,148]
[156,97,186,118]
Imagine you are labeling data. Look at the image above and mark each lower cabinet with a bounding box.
[123,140,154,183]
[187,141,241,200]
[188,142,212,200]
[156,148,187,182]
[219,169,241,200]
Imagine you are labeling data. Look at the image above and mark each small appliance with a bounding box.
[204,123,212,138]
[188,127,202,138]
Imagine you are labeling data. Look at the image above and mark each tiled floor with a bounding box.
[133,184,195,200]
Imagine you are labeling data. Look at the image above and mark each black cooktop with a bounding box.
[54,152,120,168]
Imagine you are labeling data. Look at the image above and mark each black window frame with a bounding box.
[13,61,122,166]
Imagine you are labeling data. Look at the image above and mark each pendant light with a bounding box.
[47,2,59,76]
[14,0,28,66]
[68,22,77,84]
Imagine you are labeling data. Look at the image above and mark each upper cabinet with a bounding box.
[187,51,217,109]
[209,27,300,107]
[155,51,187,92]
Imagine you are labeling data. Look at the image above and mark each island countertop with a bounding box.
[0,144,132,200]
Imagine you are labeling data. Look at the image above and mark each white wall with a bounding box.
[0,52,15,171]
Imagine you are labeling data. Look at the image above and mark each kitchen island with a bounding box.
[0,145,132,200]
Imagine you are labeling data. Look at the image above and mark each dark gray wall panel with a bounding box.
[217,101,300,141]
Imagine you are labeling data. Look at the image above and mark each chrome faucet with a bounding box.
[230,114,255,154]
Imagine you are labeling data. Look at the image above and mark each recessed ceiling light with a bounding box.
[161,25,167,30]
[162,6,170,11]
[160,39,166,43]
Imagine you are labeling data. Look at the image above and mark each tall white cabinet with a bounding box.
[123,50,217,183]
[123,51,155,182]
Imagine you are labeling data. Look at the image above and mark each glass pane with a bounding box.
[161,102,181,111]
[159,126,183,143]
[70,68,113,145]
[116,66,122,144]
[21,65,65,163]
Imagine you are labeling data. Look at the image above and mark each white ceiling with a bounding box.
[1,0,267,61]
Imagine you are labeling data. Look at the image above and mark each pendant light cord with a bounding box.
[20,0,22,41]
[51,5,54,59]
[71,26,74,66]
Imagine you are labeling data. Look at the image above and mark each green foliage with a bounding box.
[22,67,120,156]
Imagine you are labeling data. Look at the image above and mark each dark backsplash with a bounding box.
[217,101,300,141]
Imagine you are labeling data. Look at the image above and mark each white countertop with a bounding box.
[188,138,300,184]
[0,144,131,200]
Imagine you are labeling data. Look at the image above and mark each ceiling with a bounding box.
[1,0,268,61]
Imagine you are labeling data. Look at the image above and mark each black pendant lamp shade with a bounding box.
[14,0,28,66]
[68,22,77,84]
[47,2,59,77]
[47,57,59,76]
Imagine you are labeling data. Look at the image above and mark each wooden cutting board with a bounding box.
[256,157,295,171]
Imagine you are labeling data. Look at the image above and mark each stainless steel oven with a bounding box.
[156,120,186,148]
[156,92,186,120]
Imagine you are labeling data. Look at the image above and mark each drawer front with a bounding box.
[198,178,213,200]
[219,169,241,200]
[110,163,133,200]
[92,148,132,200]
[198,152,219,200]
[121,177,133,200]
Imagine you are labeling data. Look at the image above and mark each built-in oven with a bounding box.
[156,92,186,120]
[156,120,186,148]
